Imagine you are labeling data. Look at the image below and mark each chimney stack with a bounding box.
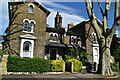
[54,11,62,28]
[68,22,74,29]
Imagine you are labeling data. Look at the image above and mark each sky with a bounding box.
[0,0,120,37]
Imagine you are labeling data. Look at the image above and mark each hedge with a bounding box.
[7,56,51,73]
[66,59,82,72]
[51,60,65,72]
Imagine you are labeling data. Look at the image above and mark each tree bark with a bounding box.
[101,43,113,75]
[97,37,114,75]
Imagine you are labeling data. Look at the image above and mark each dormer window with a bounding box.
[49,33,58,42]
[71,36,78,44]
[53,34,58,41]
[50,34,53,41]
[28,4,34,14]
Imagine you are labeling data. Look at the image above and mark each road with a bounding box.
[2,73,120,80]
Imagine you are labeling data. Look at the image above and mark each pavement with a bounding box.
[2,72,120,80]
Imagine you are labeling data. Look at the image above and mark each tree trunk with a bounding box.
[100,38,114,75]
[102,48,113,75]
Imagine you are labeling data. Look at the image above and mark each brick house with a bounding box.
[4,1,100,64]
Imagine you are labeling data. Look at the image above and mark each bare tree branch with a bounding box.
[114,0,119,19]
[108,0,120,39]
[85,0,103,39]
[102,0,111,34]
[97,0,104,15]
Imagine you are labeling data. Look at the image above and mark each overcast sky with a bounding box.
[0,0,119,37]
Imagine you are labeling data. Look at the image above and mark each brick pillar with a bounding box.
[63,61,65,73]
[1,55,8,75]
[71,62,74,73]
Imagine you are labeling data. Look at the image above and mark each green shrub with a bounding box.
[66,59,82,72]
[7,56,51,73]
[111,62,119,71]
[64,55,75,61]
[51,60,65,72]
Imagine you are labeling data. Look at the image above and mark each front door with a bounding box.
[49,48,57,60]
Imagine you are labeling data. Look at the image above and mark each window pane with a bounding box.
[54,34,57,41]
[71,37,74,43]
[50,34,53,40]
[30,22,34,32]
[24,21,29,31]
[28,5,33,13]
[23,41,31,51]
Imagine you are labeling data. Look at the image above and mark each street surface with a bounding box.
[2,73,120,80]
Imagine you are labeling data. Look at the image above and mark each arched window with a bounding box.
[28,5,33,13]
[71,36,75,44]
[50,34,53,41]
[74,36,78,44]
[23,41,31,52]
[54,34,58,41]
[24,20,29,31]
[29,22,34,32]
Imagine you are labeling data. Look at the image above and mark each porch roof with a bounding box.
[45,42,85,49]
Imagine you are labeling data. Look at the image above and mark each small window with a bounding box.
[24,20,29,31]
[71,37,74,43]
[50,34,53,40]
[28,5,33,13]
[49,33,58,42]
[29,22,34,32]
[53,34,58,41]
[71,36,78,44]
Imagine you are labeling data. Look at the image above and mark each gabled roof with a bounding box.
[69,19,103,36]
[8,1,51,16]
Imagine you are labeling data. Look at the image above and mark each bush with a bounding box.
[111,62,119,71]
[64,55,74,61]
[51,60,65,72]
[7,56,51,73]
[66,59,82,72]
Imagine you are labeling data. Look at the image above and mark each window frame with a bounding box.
[49,33,58,42]
[23,19,29,32]
[23,19,36,33]
[20,39,35,58]
[28,4,34,14]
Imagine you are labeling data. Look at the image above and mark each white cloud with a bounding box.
[39,1,85,27]
[47,8,85,28]
[40,1,79,14]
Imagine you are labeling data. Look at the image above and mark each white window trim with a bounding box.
[29,20,36,24]
[71,36,77,44]
[23,19,36,33]
[92,44,99,64]
[29,20,36,33]
[28,3,34,8]
[28,4,34,14]
[49,32,58,42]
[23,19,29,32]
[23,19,29,23]
[20,39,34,58]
